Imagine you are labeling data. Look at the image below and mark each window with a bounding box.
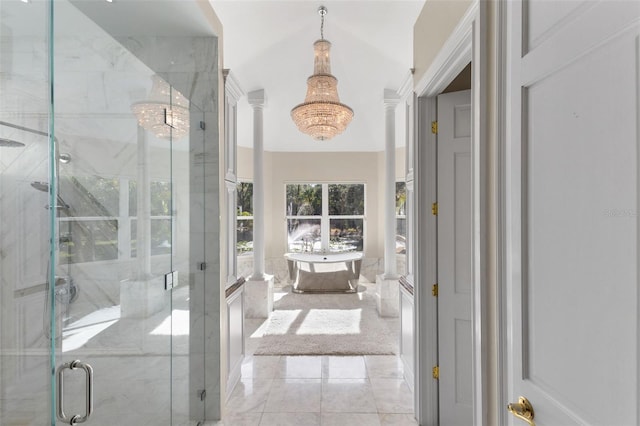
[237,182,253,255]
[395,181,406,254]
[58,176,172,264]
[286,183,364,253]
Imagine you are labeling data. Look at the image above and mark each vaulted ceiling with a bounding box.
[210,1,424,152]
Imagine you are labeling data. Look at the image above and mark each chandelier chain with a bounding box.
[320,11,324,39]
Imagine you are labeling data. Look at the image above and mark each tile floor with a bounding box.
[208,355,417,426]
[207,285,417,426]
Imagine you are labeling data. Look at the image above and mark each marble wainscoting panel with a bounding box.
[237,255,253,282]
[396,255,407,277]
[361,257,383,283]
[265,257,289,287]
[375,275,400,317]
[245,275,274,319]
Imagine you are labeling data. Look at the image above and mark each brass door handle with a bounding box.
[507,396,535,426]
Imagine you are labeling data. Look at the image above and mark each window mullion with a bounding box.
[322,183,329,251]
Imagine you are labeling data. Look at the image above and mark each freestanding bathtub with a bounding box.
[284,252,363,293]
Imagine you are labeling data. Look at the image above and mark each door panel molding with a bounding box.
[504,1,640,424]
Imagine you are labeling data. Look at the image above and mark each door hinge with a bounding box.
[432,202,438,216]
[432,366,439,379]
[431,121,438,134]
[200,121,206,130]
[432,284,438,297]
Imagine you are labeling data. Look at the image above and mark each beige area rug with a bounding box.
[253,284,398,356]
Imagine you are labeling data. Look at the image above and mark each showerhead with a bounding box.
[30,181,70,210]
[31,181,49,192]
[0,137,25,148]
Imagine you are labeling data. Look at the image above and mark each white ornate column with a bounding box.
[245,89,273,318]
[376,88,401,317]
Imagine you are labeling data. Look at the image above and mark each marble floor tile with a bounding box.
[321,412,382,426]
[226,379,273,413]
[322,356,367,379]
[263,379,322,413]
[242,355,281,379]
[369,379,414,414]
[275,356,322,379]
[203,412,262,426]
[321,379,377,413]
[379,413,419,425]
[364,355,405,379]
[259,412,320,426]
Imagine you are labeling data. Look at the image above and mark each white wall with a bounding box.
[413,0,474,85]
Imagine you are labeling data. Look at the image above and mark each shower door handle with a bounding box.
[56,359,94,424]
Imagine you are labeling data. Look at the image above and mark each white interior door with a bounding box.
[437,89,472,425]
[506,1,640,424]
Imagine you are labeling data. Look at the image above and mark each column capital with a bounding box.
[223,69,245,105]
[383,88,401,109]
[248,89,267,108]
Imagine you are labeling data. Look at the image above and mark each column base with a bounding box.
[375,274,399,317]
[245,274,274,318]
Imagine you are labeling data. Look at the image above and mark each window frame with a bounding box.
[285,182,366,253]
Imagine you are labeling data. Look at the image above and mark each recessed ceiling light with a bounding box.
[21,0,29,3]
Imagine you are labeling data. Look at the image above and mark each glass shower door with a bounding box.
[52,1,176,423]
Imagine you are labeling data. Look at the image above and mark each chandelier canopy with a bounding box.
[291,6,353,141]
[131,75,190,140]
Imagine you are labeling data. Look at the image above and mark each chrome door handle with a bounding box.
[507,396,535,426]
[56,360,94,425]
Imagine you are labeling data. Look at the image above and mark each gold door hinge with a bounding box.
[432,202,438,216]
[431,121,438,134]
[432,284,438,297]
[432,366,439,379]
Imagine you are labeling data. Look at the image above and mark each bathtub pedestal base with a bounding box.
[245,274,274,318]
[285,253,363,294]
[375,275,399,317]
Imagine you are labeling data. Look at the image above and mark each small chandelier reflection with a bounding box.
[131,75,190,140]
[291,6,353,141]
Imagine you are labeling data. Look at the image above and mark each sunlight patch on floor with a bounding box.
[296,309,362,335]
[256,309,302,335]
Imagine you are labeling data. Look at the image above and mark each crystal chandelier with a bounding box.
[291,6,353,141]
[131,75,190,140]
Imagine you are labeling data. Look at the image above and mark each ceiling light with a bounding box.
[291,6,353,141]
[131,75,189,140]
